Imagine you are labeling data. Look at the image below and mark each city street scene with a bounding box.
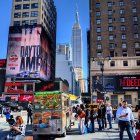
[0,0,140,140]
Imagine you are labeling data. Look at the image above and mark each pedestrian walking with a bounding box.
[77,104,86,134]
[116,101,135,140]
[89,107,97,133]
[85,104,90,129]
[27,102,33,125]
[97,103,102,131]
[106,103,113,129]
[100,101,107,129]
[135,108,140,140]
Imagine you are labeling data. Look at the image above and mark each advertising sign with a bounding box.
[35,81,60,92]
[19,95,33,102]
[6,26,52,81]
[93,75,140,92]
[0,59,6,68]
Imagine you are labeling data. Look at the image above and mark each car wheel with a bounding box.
[61,129,66,137]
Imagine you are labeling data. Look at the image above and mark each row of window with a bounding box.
[110,60,140,67]
[96,8,137,17]
[97,50,140,58]
[14,11,38,18]
[96,26,139,33]
[14,19,37,26]
[15,3,38,10]
[96,1,136,9]
[97,42,140,50]
[97,34,139,41]
[96,16,138,25]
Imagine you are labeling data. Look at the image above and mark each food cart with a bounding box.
[33,91,71,137]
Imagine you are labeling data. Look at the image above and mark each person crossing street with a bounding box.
[116,101,135,140]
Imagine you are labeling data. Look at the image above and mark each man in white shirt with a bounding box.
[116,101,134,140]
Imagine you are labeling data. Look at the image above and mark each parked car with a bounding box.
[0,102,23,112]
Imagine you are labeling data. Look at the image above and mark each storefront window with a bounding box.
[124,95,132,104]
[111,95,118,107]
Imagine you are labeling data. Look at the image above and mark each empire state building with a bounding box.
[72,8,83,81]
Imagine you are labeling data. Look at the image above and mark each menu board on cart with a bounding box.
[33,92,62,128]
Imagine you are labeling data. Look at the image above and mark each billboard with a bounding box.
[92,75,140,92]
[0,59,6,68]
[6,26,52,81]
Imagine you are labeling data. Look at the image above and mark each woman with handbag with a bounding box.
[135,109,140,140]
[78,104,86,134]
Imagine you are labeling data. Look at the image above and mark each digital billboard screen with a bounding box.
[6,26,52,81]
[92,75,140,92]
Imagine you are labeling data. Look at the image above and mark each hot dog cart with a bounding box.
[33,91,71,137]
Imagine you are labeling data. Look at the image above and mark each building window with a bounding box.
[15,4,21,10]
[22,20,29,26]
[15,0,22,2]
[108,10,113,15]
[97,35,102,41]
[120,9,125,15]
[120,17,125,23]
[120,1,125,6]
[96,3,100,9]
[96,19,101,24]
[108,26,113,32]
[22,12,29,17]
[96,11,101,16]
[97,44,102,49]
[135,42,140,48]
[31,11,38,17]
[110,61,115,67]
[97,52,102,57]
[120,25,126,31]
[31,3,38,8]
[108,18,113,24]
[110,50,114,57]
[23,4,30,9]
[30,19,37,25]
[124,95,132,104]
[132,8,137,13]
[14,21,20,26]
[136,50,140,56]
[14,12,21,18]
[134,24,138,30]
[137,60,140,66]
[96,27,101,33]
[108,2,113,7]
[122,43,127,48]
[122,34,126,40]
[109,44,114,49]
[27,84,33,91]
[122,50,127,57]
[133,16,138,22]
[109,35,114,40]
[123,61,128,66]
[134,33,139,39]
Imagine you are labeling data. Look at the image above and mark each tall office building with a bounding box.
[11,0,56,40]
[90,0,140,106]
[72,7,85,94]
[3,0,57,100]
[72,8,82,68]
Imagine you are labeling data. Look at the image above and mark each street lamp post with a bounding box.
[92,56,112,102]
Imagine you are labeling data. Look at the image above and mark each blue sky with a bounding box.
[0,0,89,78]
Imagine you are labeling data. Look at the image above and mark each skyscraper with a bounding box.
[72,7,84,94]
[72,7,83,77]
[90,0,140,106]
